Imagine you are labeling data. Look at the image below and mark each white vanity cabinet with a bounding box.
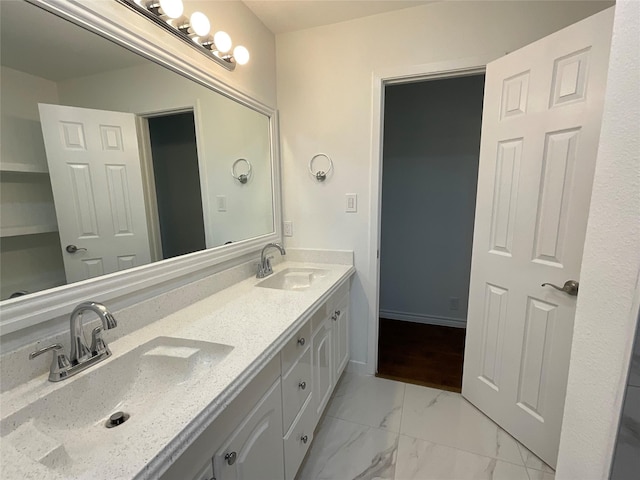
[161,278,351,480]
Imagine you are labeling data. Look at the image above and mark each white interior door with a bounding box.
[462,7,614,467]
[38,104,151,283]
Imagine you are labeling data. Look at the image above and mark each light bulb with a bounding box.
[159,0,183,19]
[214,31,232,54]
[190,12,210,36]
[233,45,250,65]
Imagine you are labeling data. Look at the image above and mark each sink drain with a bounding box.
[105,411,130,428]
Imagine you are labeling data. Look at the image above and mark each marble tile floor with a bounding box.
[298,372,555,480]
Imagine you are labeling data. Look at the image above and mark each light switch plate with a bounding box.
[346,193,357,213]
[283,221,293,237]
[216,195,227,212]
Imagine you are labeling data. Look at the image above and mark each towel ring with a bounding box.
[231,158,252,184]
[309,153,333,182]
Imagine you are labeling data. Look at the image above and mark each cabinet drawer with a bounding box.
[283,394,315,480]
[282,347,312,432]
[281,319,311,375]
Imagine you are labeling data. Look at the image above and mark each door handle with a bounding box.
[66,245,87,254]
[542,280,579,296]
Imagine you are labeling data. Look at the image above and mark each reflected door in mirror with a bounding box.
[39,104,151,283]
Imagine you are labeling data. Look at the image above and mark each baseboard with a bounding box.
[379,309,466,329]
[346,359,369,375]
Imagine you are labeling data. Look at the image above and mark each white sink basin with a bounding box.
[0,336,233,476]
[256,268,328,291]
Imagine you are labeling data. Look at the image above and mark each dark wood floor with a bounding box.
[376,318,466,393]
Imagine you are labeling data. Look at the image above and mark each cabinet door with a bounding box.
[213,379,284,480]
[332,293,350,383]
[312,318,333,419]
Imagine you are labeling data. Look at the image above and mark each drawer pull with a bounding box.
[225,451,237,465]
[301,435,308,444]
[297,337,306,346]
[298,381,306,390]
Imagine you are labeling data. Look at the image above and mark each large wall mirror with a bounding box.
[0,0,280,334]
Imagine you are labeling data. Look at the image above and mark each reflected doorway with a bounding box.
[146,111,206,260]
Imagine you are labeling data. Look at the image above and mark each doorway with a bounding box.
[376,74,485,392]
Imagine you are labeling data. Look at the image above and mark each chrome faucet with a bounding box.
[70,301,117,363]
[29,301,117,382]
[257,243,286,278]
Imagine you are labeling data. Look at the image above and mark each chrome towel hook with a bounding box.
[231,158,252,184]
[309,153,333,182]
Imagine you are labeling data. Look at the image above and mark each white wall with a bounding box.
[556,1,640,477]
[277,0,614,368]
[379,76,484,327]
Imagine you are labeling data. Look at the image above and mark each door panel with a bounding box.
[462,8,614,467]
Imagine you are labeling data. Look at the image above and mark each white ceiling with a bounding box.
[0,1,147,82]
[242,0,433,34]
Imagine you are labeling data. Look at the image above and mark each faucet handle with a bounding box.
[29,343,62,359]
[90,326,111,356]
[29,344,71,381]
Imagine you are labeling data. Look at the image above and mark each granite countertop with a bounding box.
[0,260,355,480]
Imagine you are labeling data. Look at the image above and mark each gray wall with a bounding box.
[379,75,485,327]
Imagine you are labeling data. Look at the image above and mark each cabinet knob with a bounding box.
[331,314,337,321]
[299,381,306,390]
[301,435,308,444]
[297,337,306,346]
[335,310,341,316]
[225,451,237,465]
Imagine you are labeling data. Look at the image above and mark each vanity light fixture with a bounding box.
[118,0,250,71]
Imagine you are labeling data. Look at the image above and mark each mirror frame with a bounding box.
[0,0,282,335]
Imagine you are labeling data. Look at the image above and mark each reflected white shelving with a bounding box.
[0,224,58,238]
[0,163,48,174]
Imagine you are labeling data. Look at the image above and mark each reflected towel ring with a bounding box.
[231,158,252,184]
[309,153,333,182]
